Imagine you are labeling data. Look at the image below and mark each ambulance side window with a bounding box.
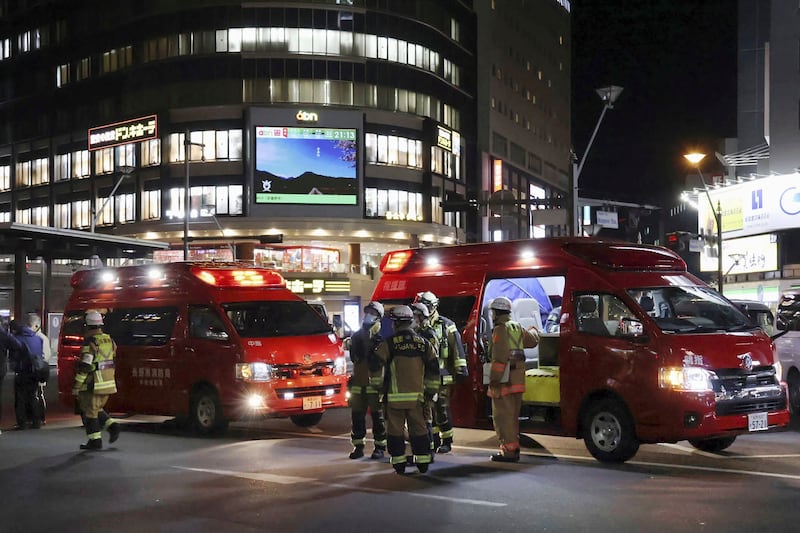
[188,306,229,341]
[575,293,636,337]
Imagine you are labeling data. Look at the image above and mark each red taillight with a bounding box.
[381,250,413,272]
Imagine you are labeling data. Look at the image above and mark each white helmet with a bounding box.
[389,305,414,322]
[364,301,385,318]
[490,296,512,312]
[85,310,104,327]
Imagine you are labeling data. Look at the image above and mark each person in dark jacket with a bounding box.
[0,318,11,434]
[4,320,45,429]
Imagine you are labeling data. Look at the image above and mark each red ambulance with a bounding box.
[371,238,789,462]
[58,262,348,433]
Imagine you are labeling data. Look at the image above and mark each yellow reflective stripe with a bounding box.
[414,454,432,464]
[391,455,407,465]
[441,375,454,385]
[74,374,87,384]
[87,431,102,440]
[387,392,422,402]
[424,378,440,389]
[454,358,467,367]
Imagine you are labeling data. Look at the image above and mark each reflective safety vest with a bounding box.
[487,320,526,396]
[74,332,117,395]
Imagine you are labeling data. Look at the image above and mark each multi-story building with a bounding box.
[0,0,480,327]
[474,0,571,242]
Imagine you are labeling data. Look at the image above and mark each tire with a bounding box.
[290,413,324,427]
[582,398,640,463]
[787,371,800,415]
[688,436,737,453]
[190,387,229,435]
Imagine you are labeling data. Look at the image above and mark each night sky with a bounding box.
[571,0,737,207]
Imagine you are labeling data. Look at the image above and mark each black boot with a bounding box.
[369,446,385,460]
[349,445,365,459]
[108,422,121,444]
[490,452,520,463]
[437,437,453,454]
[80,439,102,451]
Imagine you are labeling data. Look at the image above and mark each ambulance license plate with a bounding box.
[748,412,768,431]
[303,396,322,410]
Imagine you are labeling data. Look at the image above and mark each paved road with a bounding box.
[2,373,800,532]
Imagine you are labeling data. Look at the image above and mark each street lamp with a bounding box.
[91,165,135,232]
[683,152,724,294]
[201,205,236,260]
[571,85,624,236]
[183,132,205,260]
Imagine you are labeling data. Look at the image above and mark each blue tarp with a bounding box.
[483,278,553,324]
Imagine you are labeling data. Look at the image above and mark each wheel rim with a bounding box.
[590,411,622,452]
[196,396,216,428]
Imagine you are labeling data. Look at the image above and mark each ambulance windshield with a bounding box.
[223,301,332,338]
[627,286,755,334]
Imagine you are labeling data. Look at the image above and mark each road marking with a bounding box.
[176,467,313,485]
[657,443,722,459]
[173,466,507,507]
[626,460,800,481]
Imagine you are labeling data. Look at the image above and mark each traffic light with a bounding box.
[664,231,691,252]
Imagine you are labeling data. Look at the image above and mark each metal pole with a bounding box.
[695,168,723,294]
[91,168,132,232]
[183,130,190,260]
[572,103,610,236]
[716,200,723,294]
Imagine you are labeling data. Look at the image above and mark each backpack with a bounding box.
[16,339,49,382]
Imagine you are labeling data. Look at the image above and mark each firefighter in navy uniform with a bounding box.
[72,310,121,450]
[414,291,467,454]
[345,301,387,460]
[412,302,439,458]
[486,297,539,462]
[373,305,439,474]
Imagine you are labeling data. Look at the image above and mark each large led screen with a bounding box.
[255,126,357,205]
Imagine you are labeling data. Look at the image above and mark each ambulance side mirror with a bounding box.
[618,317,648,342]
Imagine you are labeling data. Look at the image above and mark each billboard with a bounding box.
[254,126,358,205]
[88,115,158,151]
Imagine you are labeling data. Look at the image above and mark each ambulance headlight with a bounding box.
[236,362,273,382]
[773,360,783,382]
[333,356,347,376]
[659,366,716,392]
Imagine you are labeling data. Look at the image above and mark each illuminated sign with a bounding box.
[437,126,452,152]
[493,159,503,192]
[88,115,158,151]
[254,126,358,205]
[296,110,319,123]
[700,233,778,275]
[285,278,351,294]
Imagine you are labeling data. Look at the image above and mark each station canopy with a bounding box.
[0,223,168,261]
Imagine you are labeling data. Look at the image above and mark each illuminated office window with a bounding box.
[72,150,90,178]
[94,148,113,174]
[142,190,161,220]
[142,139,161,166]
[55,203,70,228]
[15,161,31,187]
[0,164,10,191]
[31,157,49,185]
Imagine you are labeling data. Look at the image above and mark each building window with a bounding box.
[15,161,31,187]
[101,45,133,74]
[56,63,70,87]
[76,57,91,81]
[492,132,508,157]
[17,205,48,225]
[117,193,136,224]
[72,150,90,178]
[0,164,10,191]
[55,153,70,181]
[168,130,243,163]
[142,189,161,220]
[165,185,243,219]
[142,139,161,166]
[55,203,70,228]
[364,187,422,221]
[450,19,460,42]
[31,157,49,186]
[365,133,423,169]
[94,148,113,174]
[0,38,11,60]
[116,144,136,168]
[71,200,90,229]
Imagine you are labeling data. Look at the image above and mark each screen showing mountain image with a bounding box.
[255,126,358,205]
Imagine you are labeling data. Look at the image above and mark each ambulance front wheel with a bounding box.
[290,413,323,427]
[190,386,229,435]
[582,398,640,463]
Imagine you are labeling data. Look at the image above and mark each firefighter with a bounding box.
[486,296,539,462]
[414,291,467,454]
[412,302,439,458]
[373,305,439,474]
[345,301,387,460]
[72,310,121,450]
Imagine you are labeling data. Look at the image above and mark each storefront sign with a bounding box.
[295,110,319,123]
[88,115,158,151]
[285,278,351,294]
[700,233,778,275]
[437,125,452,152]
